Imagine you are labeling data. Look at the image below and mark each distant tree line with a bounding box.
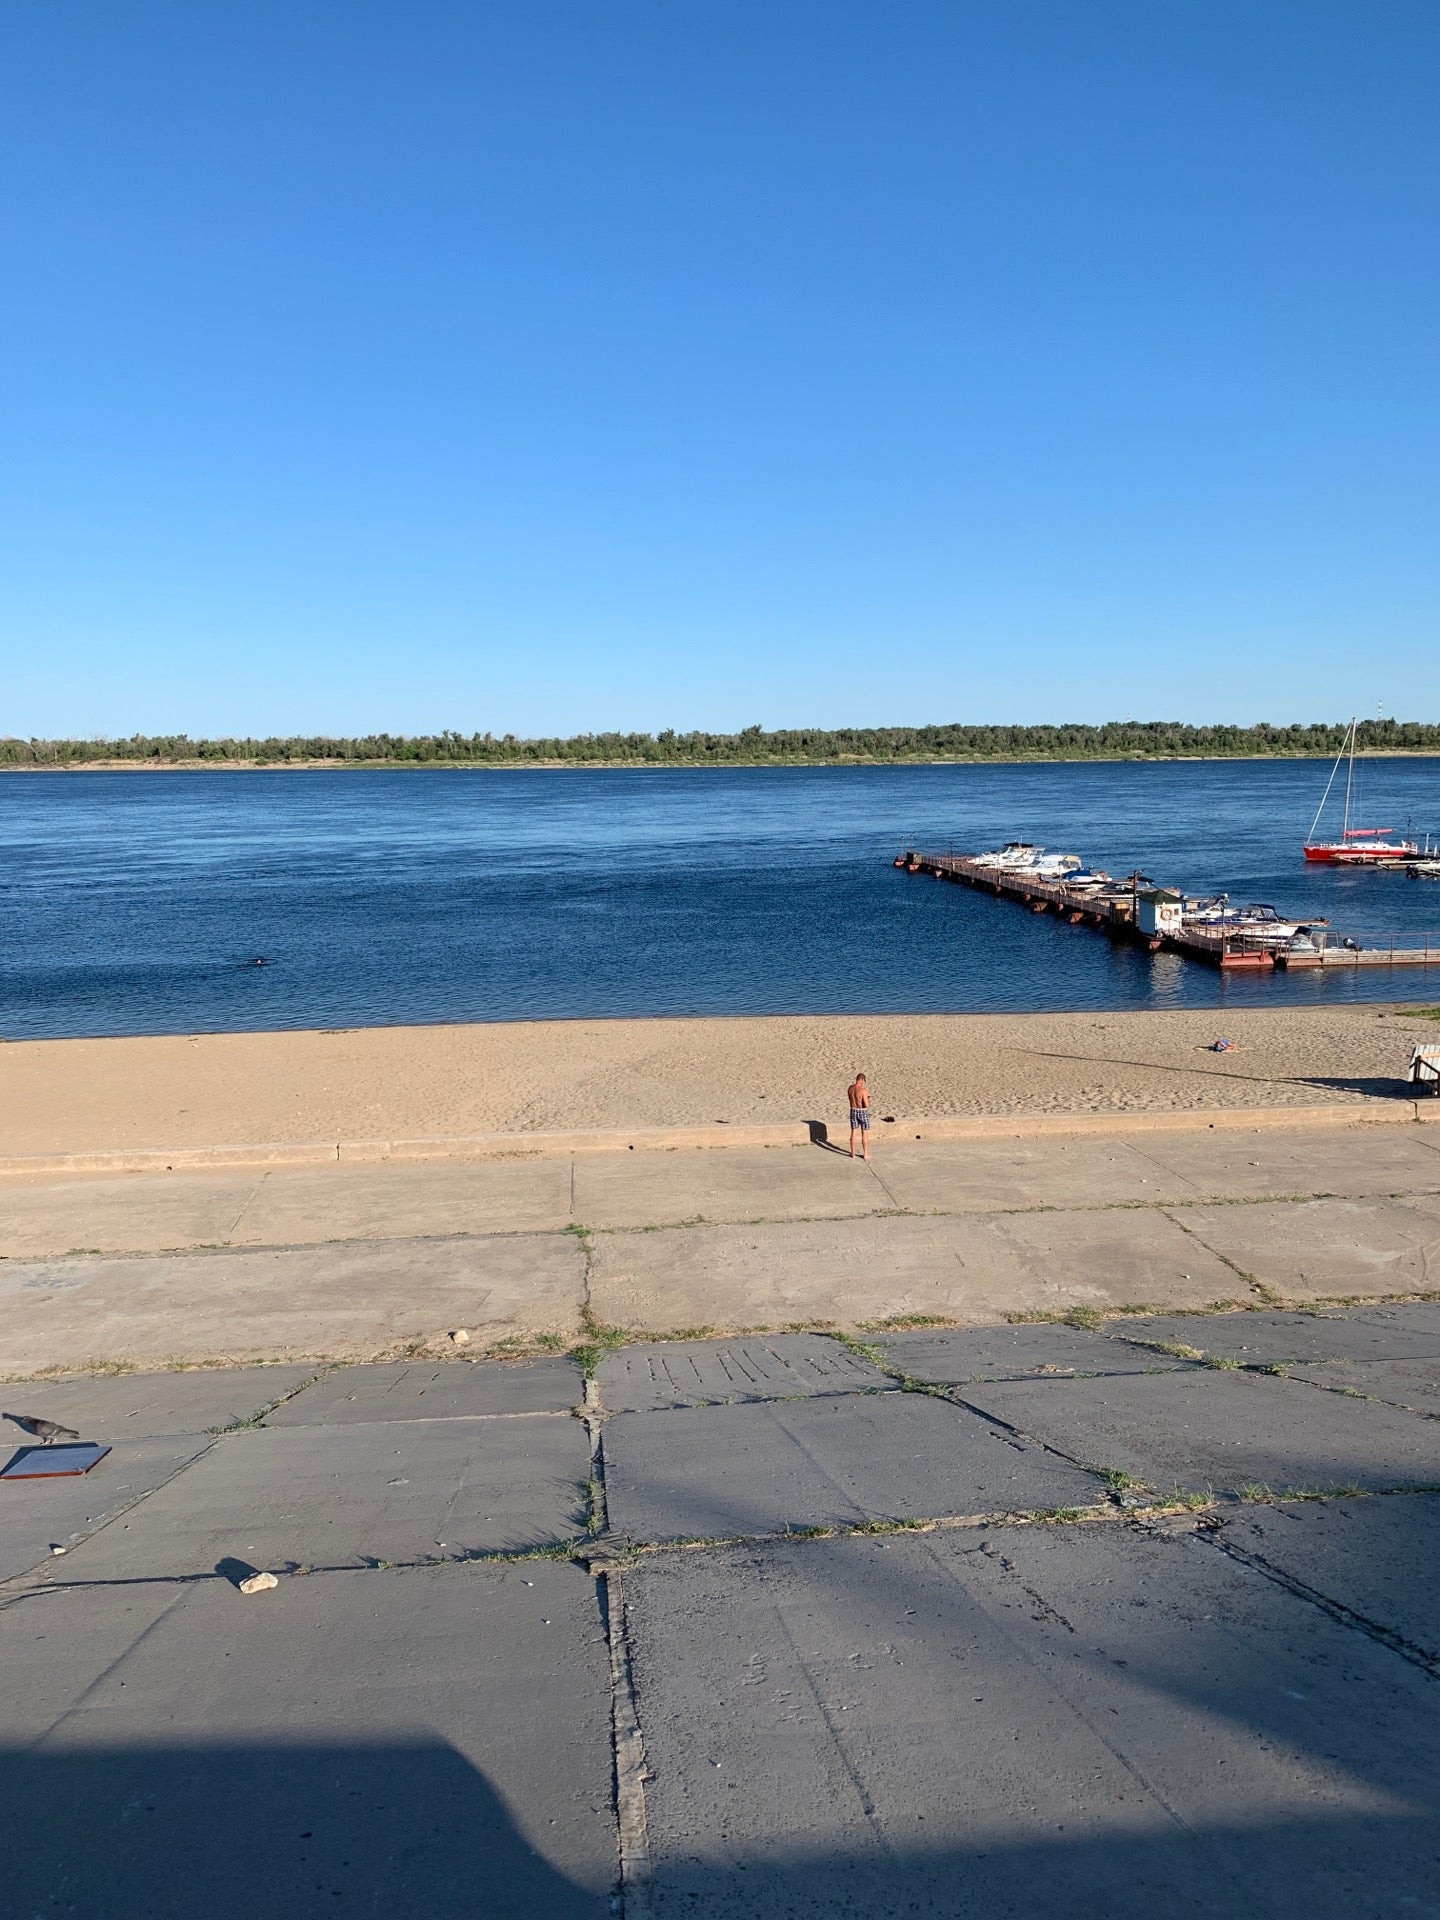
[3,720,1438,768]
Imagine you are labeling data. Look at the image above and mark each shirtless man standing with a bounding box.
[847,1072,871,1161]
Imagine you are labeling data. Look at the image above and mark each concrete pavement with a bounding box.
[5,1311,1440,1915]
[6,1120,1440,1373]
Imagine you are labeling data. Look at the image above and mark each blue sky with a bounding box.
[3,2,1436,737]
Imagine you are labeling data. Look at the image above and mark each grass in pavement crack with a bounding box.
[569,1308,632,1378]
[214,1366,335,1432]
[828,1331,946,1400]
[585,1476,606,1536]
[1097,1467,1140,1491]
[858,1312,952,1331]
[1164,1208,1285,1305]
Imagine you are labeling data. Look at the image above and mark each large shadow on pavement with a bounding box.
[0,1739,608,1919]
[5,1723,1437,1917]
[642,1812,1439,1917]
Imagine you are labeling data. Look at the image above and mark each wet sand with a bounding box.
[0,1004,1435,1157]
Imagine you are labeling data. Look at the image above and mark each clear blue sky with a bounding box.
[3,2,1436,738]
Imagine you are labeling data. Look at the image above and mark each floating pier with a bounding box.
[897,848,1440,971]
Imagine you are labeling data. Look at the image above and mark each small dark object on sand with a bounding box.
[4,1413,80,1444]
[1210,1038,1236,1053]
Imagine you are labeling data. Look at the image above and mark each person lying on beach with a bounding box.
[848,1073,871,1161]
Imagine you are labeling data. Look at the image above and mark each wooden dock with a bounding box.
[898,850,1440,971]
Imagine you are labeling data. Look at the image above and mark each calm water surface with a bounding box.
[4,761,1440,1039]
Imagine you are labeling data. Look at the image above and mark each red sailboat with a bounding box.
[1303,717,1417,863]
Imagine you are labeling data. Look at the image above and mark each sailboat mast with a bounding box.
[1307,721,1351,846]
[1342,715,1356,838]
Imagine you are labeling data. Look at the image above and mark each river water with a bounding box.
[3,760,1439,1039]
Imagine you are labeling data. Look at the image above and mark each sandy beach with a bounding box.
[1,1003,1434,1159]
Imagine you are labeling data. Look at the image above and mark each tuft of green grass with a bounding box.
[1262,1483,1371,1504]
[830,1330,891,1369]
[485,1331,573,1359]
[216,1374,326,1436]
[569,1309,632,1377]
[1063,1307,1105,1330]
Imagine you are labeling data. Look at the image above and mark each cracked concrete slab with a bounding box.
[54,1417,590,1578]
[596,1334,892,1412]
[0,1561,615,1917]
[959,1369,1440,1495]
[874,1322,1194,1383]
[588,1206,1237,1334]
[1282,1356,1440,1417]
[601,1393,1102,1542]
[573,1145,886,1229]
[1209,1493,1440,1662]
[0,1232,586,1375]
[1350,1300,1440,1340]
[0,1434,214,1583]
[0,1169,263,1258]
[0,1158,577,1259]
[1108,1307,1440,1367]
[0,1364,318,1439]
[624,1526,1440,1917]
[267,1356,584,1425]
[233,1156,575,1245]
[870,1135,1201,1212]
[1167,1196,1440,1301]
[1132,1126,1440,1201]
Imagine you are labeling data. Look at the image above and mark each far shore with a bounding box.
[6,751,1440,773]
[1,1005,1434,1161]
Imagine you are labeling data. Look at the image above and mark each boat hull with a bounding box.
[1304,844,1415,863]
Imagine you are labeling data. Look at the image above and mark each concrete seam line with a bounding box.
[272,1409,578,1427]
[1189,1523,1440,1679]
[600,1565,654,1917]
[584,1377,609,1537]
[0,1433,225,1598]
[0,1100,1427,1177]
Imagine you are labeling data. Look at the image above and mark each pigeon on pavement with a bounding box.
[4,1414,81,1444]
